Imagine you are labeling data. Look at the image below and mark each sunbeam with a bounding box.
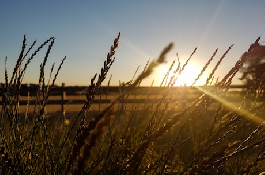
[195,86,265,124]
[198,0,226,47]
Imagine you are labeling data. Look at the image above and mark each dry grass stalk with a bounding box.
[131,43,173,87]
[57,32,120,171]
[2,34,265,174]
[192,48,218,86]
[206,44,234,86]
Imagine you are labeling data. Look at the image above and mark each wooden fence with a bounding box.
[0,83,255,113]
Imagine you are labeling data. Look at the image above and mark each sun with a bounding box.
[157,61,209,86]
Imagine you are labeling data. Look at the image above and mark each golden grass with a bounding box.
[1,33,265,174]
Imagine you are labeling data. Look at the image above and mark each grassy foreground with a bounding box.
[1,33,265,174]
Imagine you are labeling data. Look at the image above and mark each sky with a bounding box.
[0,1,265,86]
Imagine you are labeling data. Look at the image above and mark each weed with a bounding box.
[1,34,265,174]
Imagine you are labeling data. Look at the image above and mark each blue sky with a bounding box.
[1,1,265,86]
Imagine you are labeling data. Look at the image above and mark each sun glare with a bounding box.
[158,61,209,86]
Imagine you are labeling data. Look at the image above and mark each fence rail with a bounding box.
[0,83,254,112]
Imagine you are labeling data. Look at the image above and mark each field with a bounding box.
[1,34,265,174]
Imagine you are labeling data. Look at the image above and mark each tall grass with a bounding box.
[1,33,265,174]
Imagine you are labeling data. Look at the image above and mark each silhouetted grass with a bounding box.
[1,34,265,174]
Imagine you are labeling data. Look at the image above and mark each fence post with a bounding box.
[245,80,251,109]
[61,83,66,113]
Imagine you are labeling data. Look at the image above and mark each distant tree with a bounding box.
[240,37,265,91]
